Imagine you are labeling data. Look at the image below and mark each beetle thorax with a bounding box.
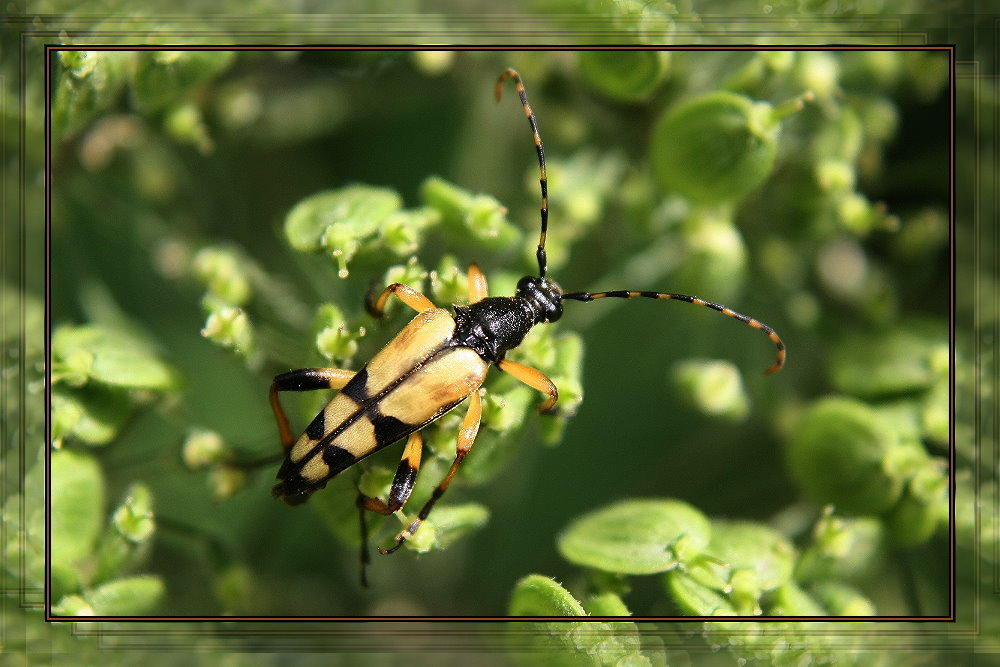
[452,277,562,363]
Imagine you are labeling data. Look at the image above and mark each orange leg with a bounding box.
[467,263,489,304]
[269,368,356,450]
[498,358,559,414]
[379,389,484,555]
[368,282,436,317]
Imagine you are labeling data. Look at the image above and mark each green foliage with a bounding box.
[507,576,663,666]
[283,185,405,277]
[509,574,588,616]
[557,498,711,575]
[50,450,163,615]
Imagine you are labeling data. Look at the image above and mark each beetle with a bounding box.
[269,68,786,584]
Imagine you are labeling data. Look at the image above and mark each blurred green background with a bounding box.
[4,38,980,663]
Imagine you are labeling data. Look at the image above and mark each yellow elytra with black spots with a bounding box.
[267,69,785,580]
[273,308,488,502]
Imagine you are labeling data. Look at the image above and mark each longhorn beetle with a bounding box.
[269,69,786,585]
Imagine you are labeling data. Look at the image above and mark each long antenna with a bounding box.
[561,290,787,375]
[496,68,549,278]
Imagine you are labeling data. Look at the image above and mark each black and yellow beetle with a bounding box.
[269,69,786,583]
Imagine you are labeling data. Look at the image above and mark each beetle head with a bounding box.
[516,275,563,323]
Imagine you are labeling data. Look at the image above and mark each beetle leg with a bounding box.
[497,358,559,414]
[467,263,489,304]
[367,282,436,318]
[270,368,356,451]
[356,430,423,585]
[358,430,424,515]
[379,389,483,555]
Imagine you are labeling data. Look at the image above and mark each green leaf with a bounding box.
[419,502,490,550]
[809,581,877,616]
[829,325,948,398]
[420,176,521,248]
[284,185,403,277]
[311,474,373,548]
[557,498,711,575]
[52,50,133,142]
[51,385,132,445]
[131,50,235,112]
[214,564,255,615]
[51,449,105,566]
[52,324,179,390]
[509,574,587,616]
[84,575,165,616]
[51,594,94,617]
[665,569,738,616]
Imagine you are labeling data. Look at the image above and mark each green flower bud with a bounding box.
[208,465,248,502]
[509,574,587,616]
[578,50,669,102]
[786,396,903,514]
[53,50,133,142]
[795,509,884,583]
[651,91,802,204]
[164,102,214,154]
[768,581,827,616]
[181,428,229,469]
[886,461,948,547]
[686,520,796,616]
[111,483,155,543]
[201,306,256,361]
[192,246,252,306]
[673,359,749,422]
[313,303,365,363]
